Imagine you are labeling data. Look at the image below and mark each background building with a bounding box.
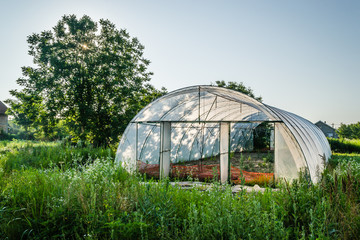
[0,101,8,133]
[315,121,338,138]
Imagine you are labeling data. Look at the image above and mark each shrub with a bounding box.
[328,138,360,153]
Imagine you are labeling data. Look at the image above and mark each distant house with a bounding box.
[315,120,338,139]
[0,101,8,133]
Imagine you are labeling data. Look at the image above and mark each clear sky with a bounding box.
[1,0,359,126]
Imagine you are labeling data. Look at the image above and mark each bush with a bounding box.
[328,138,360,153]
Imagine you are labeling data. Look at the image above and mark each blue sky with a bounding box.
[1,0,359,126]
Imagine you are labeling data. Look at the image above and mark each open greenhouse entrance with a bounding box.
[134,120,276,184]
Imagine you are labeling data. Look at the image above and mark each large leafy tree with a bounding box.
[8,15,165,146]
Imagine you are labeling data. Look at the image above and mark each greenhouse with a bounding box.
[115,86,331,184]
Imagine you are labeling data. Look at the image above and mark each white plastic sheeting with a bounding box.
[116,86,331,183]
[268,106,331,182]
[220,122,230,183]
[160,122,171,178]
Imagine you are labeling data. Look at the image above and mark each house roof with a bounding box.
[315,120,336,131]
[0,101,8,114]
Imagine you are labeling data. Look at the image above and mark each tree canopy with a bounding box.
[7,15,166,146]
[212,80,262,102]
[337,122,360,139]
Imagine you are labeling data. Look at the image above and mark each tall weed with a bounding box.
[0,140,114,174]
[0,157,136,239]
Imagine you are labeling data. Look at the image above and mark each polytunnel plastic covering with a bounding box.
[116,86,331,183]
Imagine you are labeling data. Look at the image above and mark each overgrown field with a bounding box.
[0,140,360,239]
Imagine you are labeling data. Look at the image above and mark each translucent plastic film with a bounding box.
[268,106,331,182]
[160,122,171,178]
[220,122,230,183]
[275,123,307,182]
[133,86,277,123]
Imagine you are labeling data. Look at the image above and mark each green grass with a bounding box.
[329,152,360,166]
[0,140,360,239]
[0,140,114,174]
[0,159,136,239]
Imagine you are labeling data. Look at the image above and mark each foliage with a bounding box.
[0,119,69,141]
[213,80,262,102]
[7,15,166,146]
[0,158,135,239]
[328,152,360,166]
[1,141,360,239]
[5,92,43,133]
[328,138,360,154]
[337,122,360,139]
[253,122,273,151]
[0,140,114,174]
[0,121,34,141]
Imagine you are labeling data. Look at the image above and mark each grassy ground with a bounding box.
[0,140,360,239]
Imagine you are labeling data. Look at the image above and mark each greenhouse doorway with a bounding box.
[135,120,275,185]
[229,122,275,185]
